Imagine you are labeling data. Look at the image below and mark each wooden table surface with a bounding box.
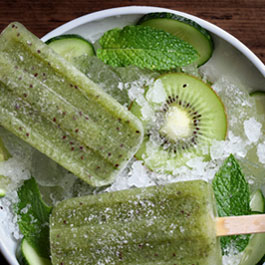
[0,0,264,264]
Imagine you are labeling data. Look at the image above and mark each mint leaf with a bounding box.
[14,177,52,259]
[97,25,198,70]
[212,154,251,254]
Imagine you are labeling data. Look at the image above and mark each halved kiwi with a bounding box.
[130,72,227,173]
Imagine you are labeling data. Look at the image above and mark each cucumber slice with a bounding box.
[17,238,52,265]
[46,34,95,63]
[239,190,265,265]
[137,12,214,66]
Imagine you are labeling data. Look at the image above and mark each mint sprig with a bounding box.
[14,177,52,259]
[212,154,251,254]
[97,25,198,70]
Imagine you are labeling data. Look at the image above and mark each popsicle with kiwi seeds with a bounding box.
[50,180,265,265]
[0,22,143,187]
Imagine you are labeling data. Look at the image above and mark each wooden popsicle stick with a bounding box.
[216,214,265,236]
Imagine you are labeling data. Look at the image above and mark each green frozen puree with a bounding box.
[50,180,222,265]
[0,22,143,187]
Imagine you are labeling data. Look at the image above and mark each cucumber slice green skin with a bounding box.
[46,34,95,63]
[239,190,265,265]
[137,12,214,66]
[17,238,52,265]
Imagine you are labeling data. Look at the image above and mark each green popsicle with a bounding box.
[0,22,143,187]
[50,180,222,265]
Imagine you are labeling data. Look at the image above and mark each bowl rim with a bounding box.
[1,5,265,265]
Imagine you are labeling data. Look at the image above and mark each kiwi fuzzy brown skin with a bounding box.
[129,72,227,173]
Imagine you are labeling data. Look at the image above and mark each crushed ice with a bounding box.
[244,117,262,143]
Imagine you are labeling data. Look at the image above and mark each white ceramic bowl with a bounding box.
[0,6,264,265]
